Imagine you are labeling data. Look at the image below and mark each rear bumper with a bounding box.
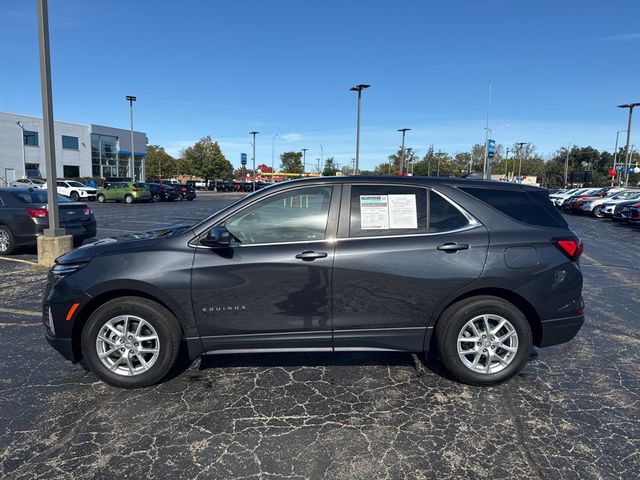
[539,314,584,347]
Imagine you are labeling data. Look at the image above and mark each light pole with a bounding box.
[320,144,324,166]
[125,96,137,179]
[563,144,572,187]
[482,80,492,179]
[398,128,411,175]
[16,121,26,178]
[618,103,640,186]
[516,142,528,182]
[350,83,370,175]
[249,131,259,191]
[612,130,626,186]
[504,148,510,179]
[37,0,65,249]
[301,148,308,176]
[271,133,279,177]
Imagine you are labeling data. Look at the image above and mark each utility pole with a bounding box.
[16,122,26,178]
[618,103,639,187]
[271,134,279,176]
[350,84,370,175]
[612,130,626,186]
[249,131,259,191]
[398,128,411,175]
[126,95,136,179]
[504,148,510,179]
[564,144,571,187]
[516,142,528,182]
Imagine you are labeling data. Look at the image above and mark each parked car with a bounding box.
[103,177,133,189]
[562,188,607,213]
[96,182,151,204]
[600,196,640,218]
[43,177,584,388]
[176,184,196,201]
[553,188,590,207]
[143,183,180,202]
[10,178,46,189]
[44,180,98,202]
[0,187,96,253]
[579,190,640,218]
[620,202,640,224]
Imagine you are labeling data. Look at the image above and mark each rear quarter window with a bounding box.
[458,187,567,228]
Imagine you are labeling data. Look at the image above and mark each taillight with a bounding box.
[83,207,91,216]
[27,207,48,218]
[555,239,583,261]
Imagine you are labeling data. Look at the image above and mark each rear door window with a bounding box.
[429,190,471,233]
[459,187,566,228]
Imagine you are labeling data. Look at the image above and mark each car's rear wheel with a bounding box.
[593,205,604,218]
[435,296,532,386]
[81,297,182,388]
[97,194,105,203]
[152,193,160,202]
[125,194,134,204]
[0,225,16,255]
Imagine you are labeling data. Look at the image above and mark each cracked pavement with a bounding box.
[0,196,638,479]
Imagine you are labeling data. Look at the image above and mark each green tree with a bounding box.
[182,136,233,180]
[145,145,177,179]
[322,157,337,176]
[280,151,303,174]
[373,147,419,175]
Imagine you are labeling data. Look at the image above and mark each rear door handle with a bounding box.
[437,243,470,253]
[295,251,328,261]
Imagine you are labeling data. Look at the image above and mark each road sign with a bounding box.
[487,139,496,158]
[241,153,247,165]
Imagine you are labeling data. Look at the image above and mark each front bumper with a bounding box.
[539,314,585,347]
[44,326,76,361]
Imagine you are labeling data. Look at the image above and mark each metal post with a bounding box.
[437,151,441,177]
[398,128,410,175]
[16,122,26,178]
[623,108,635,187]
[564,145,571,187]
[504,148,510,179]
[250,131,259,191]
[350,84,370,175]
[483,80,492,179]
[37,0,63,236]
[612,130,625,186]
[516,142,527,183]
[126,96,137,180]
[271,134,278,176]
[320,144,323,166]
[302,148,308,176]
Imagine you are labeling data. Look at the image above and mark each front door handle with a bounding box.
[437,242,470,253]
[295,251,328,261]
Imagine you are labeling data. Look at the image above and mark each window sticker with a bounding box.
[388,194,417,229]
[360,195,389,229]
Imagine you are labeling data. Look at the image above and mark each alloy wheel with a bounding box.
[457,314,519,374]
[0,230,10,252]
[95,315,160,377]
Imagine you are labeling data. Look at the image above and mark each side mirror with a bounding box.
[200,226,231,248]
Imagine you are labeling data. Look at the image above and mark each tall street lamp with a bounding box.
[125,95,136,180]
[398,128,411,175]
[350,83,370,175]
[516,142,529,182]
[618,103,640,187]
[249,131,259,191]
[504,147,510,179]
[16,121,26,178]
[301,148,308,176]
[271,134,279,177]
[612,130,627,185]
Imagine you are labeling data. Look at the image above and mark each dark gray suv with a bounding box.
[43,177,584,388]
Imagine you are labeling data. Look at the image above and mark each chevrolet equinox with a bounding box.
[43,177,584,388]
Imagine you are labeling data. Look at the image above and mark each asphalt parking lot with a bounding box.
[0,194,638,479]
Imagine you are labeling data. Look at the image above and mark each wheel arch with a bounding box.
[427,287,542,350]
[71,289,189,362]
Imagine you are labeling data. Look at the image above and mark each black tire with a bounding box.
[593,206,604,218]
[435,296,532,386]
[70,191,80,201]
[0,225,16,255]
[152,193,160,202]
[125,194,134,204]
[97,194,105,203]
[187,197,194,201]
[73,237,84,248]
[81,297,182,388]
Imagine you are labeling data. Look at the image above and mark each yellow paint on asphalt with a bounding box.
[0,307,41,318]
[0,256,42,267]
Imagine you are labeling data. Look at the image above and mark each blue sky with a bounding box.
[1,0,639,171]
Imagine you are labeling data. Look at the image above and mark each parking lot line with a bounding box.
[0,256,41,267]
[0,306,41,318]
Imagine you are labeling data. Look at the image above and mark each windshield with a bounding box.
[11,191,71,204]
[66,181,86,187]
[31,179,46,185]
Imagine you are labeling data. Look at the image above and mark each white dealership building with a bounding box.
[0,111,147,185]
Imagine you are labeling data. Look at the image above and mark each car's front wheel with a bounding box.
[70,191,80,201]
[593,205,604,218]
[125,194,134,204]
[81,297,182,388]
[97,194,105,203]
[435,296,532,386]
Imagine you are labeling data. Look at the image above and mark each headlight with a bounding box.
[47,307,56,335]
[51,262,87,277]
